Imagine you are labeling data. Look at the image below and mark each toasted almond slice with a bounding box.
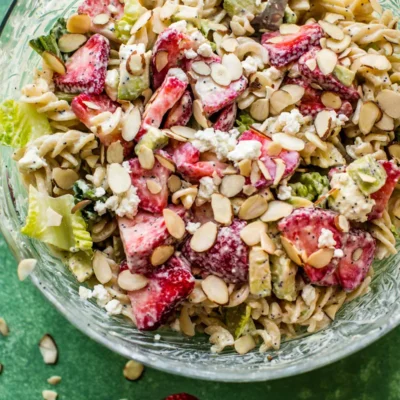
[334,214,349,232]
[316,49,337,75]
[93,13,110,25]
[39,334,58,365]
[93,250,112,284]
[211,193,233,225]
[321,92,342,109]
[52,168,79,190]
[108,163,131,194]
[306,248,334,268]
[250,160,261,185]
[211,63,232,86]
[163,128,187,142]
[170,126,196,140]
[123,360,144,381]
[222,165,238,175]
[238,195,269,220]
[118,270,149,291]
[155,51,168,72]
[47,376,62,385]
[376,90,400,119]
[240,220,267,246]
[266,142,283,156]
[163,209,186,239]
[83,101,102,110]
[193,99,209,129]
[0,318,9,336]
[130,10,152,34]
[272,133,305,151]
[192,61,211,76]
[273,159,286,186]
[127,53,144,76]
[358,172,376,183]
[167,175,182,192]
[250,98,269,121]
[280,236,302,265]
[122,107,141,141]
[238,159,252,177]
[352,248,363,261]
[190,222,218,252]
[260,231,276,254]
[305,58,317,71]
[270,90,292,114]
[266,36,285,44]
[375,112,394,131]
[242,184,257,196]
[359,54,391,71]
[281,84,305,104]
[314,110,332,138]
[326,35,351,53]
[389,143,400,160]
[42,52,66,75]
[42,390,58,400]
[279,24,300,35]
[222,53,243,81]
[17,258,37,281]
[146,179,162,194]
[151,245,174,266]
[324,12,345,24]
[220,175,245,197]
[106,141,124,164]
[58,33,87,53]
[71,199,92,214]
[155,154,175,172]
[261,200,293,222]
[257,160,271,181]
[221,37,239,52]
[305,131,327,151]
[319,20,344,40]
[359,101,382,134]
[201,275,229,304]
[181,192,196,209]
[137,145,155,170]
[67,14,91,34]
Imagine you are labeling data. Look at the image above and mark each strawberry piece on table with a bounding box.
[182,219,249,283]
[164,394,199,400]
[163,90,193,129]
[55,34,110,95]
[78,0,124,19]
[125,158,171,214]
[213,102,237,132]
[298,47,359,101]
[128,255,195,330]
[262,24,324,67]
[118,205,187,274]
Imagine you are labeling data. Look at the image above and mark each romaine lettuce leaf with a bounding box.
[236,112,256,133]
[68,251,93,282]
[225,304,256,339]
[115,0,147,43]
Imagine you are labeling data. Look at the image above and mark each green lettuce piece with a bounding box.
[270,255,298,301]
[284,5,297,23]
[236,112,256,133]
[73,180,107,222]
[347,154,387,195]
[68,251,93,282]
[55,92,77,103]
[135,127,169,155]
[225,304,256,339]
[289,172,329,201]
[0,100,52,148]
[21,185,93,252]
[115,0,147,43]
[223,0,263,17]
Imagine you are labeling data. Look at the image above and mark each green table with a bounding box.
[2,3,400,399]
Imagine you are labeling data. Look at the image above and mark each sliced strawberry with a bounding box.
[299,99,353,118]
[182,219,249,283]
[172,142,226,182]
[55,34,110,95]
[152,26,193,89]
[298,47,359,101]
[163,90,193,129]
[118,205,187,274]
[126,158,171,214]
[337,229,376,291]
[164,394,199,400]
[78,0,124,19]
[213,102,237,132]
[128,255,195,330]
[369,160,400,220]
[262,24,324,68]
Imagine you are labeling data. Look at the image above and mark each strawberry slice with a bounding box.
[298,47,359,101]
[262,24,324,67]
[152,25,193,89]
[369,160,400,220]
[182,219,249,283]
[128,255,195,330]
[55,34,110,95]
[164,90,193,129]
[118,205,188,274]
[164,394,199,400]
[299,99,353,118]
[125,158,171,214]
[213,102,237,132]
[239,129,300,188]
[172,142,226,182]
[78,0,124,19]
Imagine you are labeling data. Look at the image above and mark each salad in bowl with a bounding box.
[2,0,400,357]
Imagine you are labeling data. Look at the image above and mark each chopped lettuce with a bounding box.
[225,304,256,339]
[73,180,107,222]
[223,0,263,17]
[21,185,93,252]
[0,100,52,148]
[270,255,298,301]
[68,251,93,282]
[289,172,329,201]
[236,112,256,134]
[115,0,147,43]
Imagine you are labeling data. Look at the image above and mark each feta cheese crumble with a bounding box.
[302,285,316,306]
[92,284,112,307]
[265,66,284,81]
[198,177,217,201]
[79,286,93,300]
[197,43,213,57]
[227,140,262,162]
[277,109,306,135]
[186,222,201,234]
[277,183,292,200]
[184,49,198,59]
[192,128,238,160]
[241,56,258,76]
[105,299,123,315]
[334,249,344,258]
[318,228,337,248]
[94,187,106,198]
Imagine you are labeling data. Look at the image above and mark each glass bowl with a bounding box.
[1,0,400,383]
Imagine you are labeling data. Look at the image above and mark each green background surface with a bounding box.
[1,2,400,400]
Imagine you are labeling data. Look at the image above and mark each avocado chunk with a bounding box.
[223,0,263,17]
[333,65,356,87]
[134,127,169,156]
[284,5,297,23]
[249,246,271,297]
[225,304,256,339]
[289,172,329,201]
[270,255,298,301]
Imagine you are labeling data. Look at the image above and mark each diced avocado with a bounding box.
[284,5,297,23]
[118,44,151,101]
[333,65,356,87]
[223,0,263,17]
[289,172,329,201]
[347,154,387,195]
[115,0,147,43]
[225,304,256,339]
[249,246,271,297]
[270,255,298,301]
[134,127,169,156]
[68,251,93,282]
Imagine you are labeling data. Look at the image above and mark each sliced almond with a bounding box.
[260,231,276,254]
[83,101,101,110]
[359,54,391,71]
[223,165,238,175]
[250,98,269,121]
[240,220,267,246]
[326,35,351,53]
[118,270,149,291]
[93,250,112,284]
[376,90,400,119]
[250,160,261,185]
[243,184,257,196]
[146,179,161,194]
[316,49,337,75]
[375,113,394,131]
[163,128,187,142]
[17,258,37,281]
[238,195,269,220]
[163,209,185,239]
[305,131,327,151]
[155,154,175,172]
[222,54,243,81]
[261,200,293,222]
[137,145,155,170]
[42,52,66,75]
[0,318,9,336]
[272,133,305,151]
[335,214,349,232]
[281,84,305,104]
[193,99,209,129]
[39,334,58,365]
[42,390,58,400]
[273,159,286,186]
[257,160,272,180]
[190,222,218,252]
[221,37,238,53]
[93,13,110,25]
[127,53,144,76]
[266,36,285,44]
[319,20,344,40]
[359,101,382,135]
[150,245,174,266]
[321,92,342,109]
[155,51,168,72]
[66,14,91,34]
[352,248,363,261]
[167,175,182,193]
[123,360,144,381]
[305,58,317,71]
[211,63,232,86]
[52,168,79,190]
[170,126,196,140]
[211,193,233,225]
[171,187,198,205]
[58,34,87,53]
[238,159,252,177]
[324,12,345,24]
[192,61,211,76]
[108,163,131,194]
[389,143,400,160]
[47,376,62,385]
[181,192,197,209]
[130,10,152,34]
[201,275,229,305]
[270,90,292,114]
[280,236,302,265]
[359,172,376,183]
[106,141,124,164]
[306,248,334,268]
[122,107,141,141]
[314,110,333,138]
[220,175,245,198]
[266,142,283,156]
[279,24,300,35]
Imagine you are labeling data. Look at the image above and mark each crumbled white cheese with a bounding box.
[168,67,189,82]
[192,128,238,160]
[79,286,93,300]
[186,222,201,234]
[95,187,106,198]
[277,184,292,201]
[330,111,348,128]
[227,140,262,162]
[18,147,47,171]
[92,284,112,307]
[197,43,213,57]
[318,228,337,249]
[94,201,107,216]
[105,299,123,316]
[334,249,344,258]
[241,56,258,76]
[184,49,198,59]
[302,284,316,306]
[277,109,306,135]
[198,177,217,201]
[108,4,119,13]
[170,20,187,32]
[154,334,161,341]
[122,161,131,173]
[265,66,283,81]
